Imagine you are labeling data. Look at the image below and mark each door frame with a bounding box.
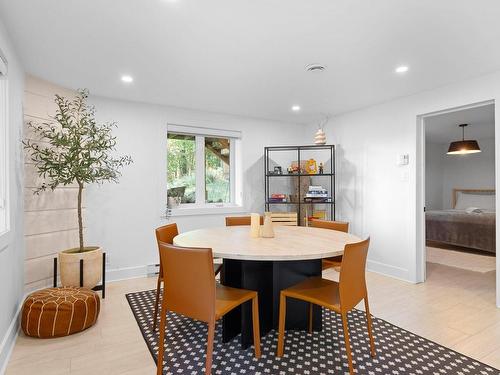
[415,100,498,306]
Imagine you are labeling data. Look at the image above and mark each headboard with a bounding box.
[452,188,495,208]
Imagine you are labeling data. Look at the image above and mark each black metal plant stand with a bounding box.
[53,252,106,299]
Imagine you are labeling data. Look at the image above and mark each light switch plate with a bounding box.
[397,154,409,166]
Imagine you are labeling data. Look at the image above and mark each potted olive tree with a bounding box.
[24,89,132,288]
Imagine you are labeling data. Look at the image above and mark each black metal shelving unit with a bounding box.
[264,144,335,226]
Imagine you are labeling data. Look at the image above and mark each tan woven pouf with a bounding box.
[21,287,100,338]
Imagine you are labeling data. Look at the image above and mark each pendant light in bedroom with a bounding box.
[446,124,481,155]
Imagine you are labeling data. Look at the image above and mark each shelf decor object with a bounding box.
[264,144,335,226]
[314,128,327,145]
[305,159,318,174]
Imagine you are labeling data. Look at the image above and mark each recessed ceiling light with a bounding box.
[291,105,301,112]
[121,75,133,83]
[395,66,409,73]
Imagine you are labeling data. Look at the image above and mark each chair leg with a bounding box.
[308,303,313,334]
[341,312,354,375]
[276,293,286,357]
[156,301,168,375]
[205,320,215,375]
[152,276,162,330]
[364,297,376,357]
[251,295,261,358]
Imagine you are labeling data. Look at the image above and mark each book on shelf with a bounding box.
[269,193,287,203]
[305,185,329,198]
[303,197,332,203]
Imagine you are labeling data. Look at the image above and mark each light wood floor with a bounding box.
[6,262,500,374]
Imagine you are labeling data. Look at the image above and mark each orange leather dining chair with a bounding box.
[156,243,261,375]
[276,238,375,375]
[153,223,222,330]
[153,223,179,330]
[310,219,349,270]
[225,215,264,226]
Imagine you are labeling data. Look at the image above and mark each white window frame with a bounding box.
[0,53,9,245]
[167,124,244,216]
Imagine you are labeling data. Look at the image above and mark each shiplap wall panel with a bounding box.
[24,254,59,285]
[25,229,82,260]
[24,75,83,292]
[23,91,59,120]
[24,187,83,211]
[25,163,79,188]
[24,209,84,236]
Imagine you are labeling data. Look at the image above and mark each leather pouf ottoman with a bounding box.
[21,287,100,338]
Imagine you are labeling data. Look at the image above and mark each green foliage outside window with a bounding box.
[167,134,230,204]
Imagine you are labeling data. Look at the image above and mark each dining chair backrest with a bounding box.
[155,223,179,245]
[310,219,349,233]
[225,216,264,226]
[159,243,216,323]
[338,237,370,311]
[155,223,179,278]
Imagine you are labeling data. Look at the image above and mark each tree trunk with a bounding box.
[77,182,84,252]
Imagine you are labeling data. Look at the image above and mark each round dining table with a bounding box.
[174,225,361,349]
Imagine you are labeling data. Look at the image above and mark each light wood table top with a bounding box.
[173,225,362,261]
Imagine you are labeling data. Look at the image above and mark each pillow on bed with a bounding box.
[455,192,495,210]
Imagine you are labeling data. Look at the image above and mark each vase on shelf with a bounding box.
[261,212,275,238]
[314,128,327,145]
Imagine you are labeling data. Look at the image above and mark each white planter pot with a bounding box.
[59,246,103,288]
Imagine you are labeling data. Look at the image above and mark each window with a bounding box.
[0,54,8,235]
[167,124,241,211]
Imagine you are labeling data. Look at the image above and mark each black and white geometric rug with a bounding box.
[126,289,499,374]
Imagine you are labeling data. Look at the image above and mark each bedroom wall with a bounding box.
[425,137,495,209]
[0,18,25,374]
[304,69,500,308]
[442,137,495,208]
[85,96,304,281]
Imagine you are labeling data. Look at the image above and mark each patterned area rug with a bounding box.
[126,289,499,374]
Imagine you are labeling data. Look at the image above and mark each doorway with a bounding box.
[416,100,499,307]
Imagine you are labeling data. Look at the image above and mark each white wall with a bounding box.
[0,19,24,373]
[425,142,444,210]
[85,96,303,281]
[305,70,500,307]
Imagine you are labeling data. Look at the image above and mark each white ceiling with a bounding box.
[425,104,495,144]
[2,0,500,124]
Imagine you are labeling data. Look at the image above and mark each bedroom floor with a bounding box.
[5,262,500,374]
[427,244,496,273]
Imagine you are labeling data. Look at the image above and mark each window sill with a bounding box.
[0,230,11,253]
[168,205,247,217]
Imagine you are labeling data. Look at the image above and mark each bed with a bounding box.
[425,189,496,254]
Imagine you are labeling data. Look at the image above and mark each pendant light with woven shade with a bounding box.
[447,124,481,155]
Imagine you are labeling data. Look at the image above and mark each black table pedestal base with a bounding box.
[221,259,322,349]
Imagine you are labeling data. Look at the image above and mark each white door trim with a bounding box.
[415,100,498,307]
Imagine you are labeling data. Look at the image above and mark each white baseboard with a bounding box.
[367,259,412,283]
[106,265,149,283]
[0,300,23,375]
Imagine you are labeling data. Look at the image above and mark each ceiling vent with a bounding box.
[305,64,326,72]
